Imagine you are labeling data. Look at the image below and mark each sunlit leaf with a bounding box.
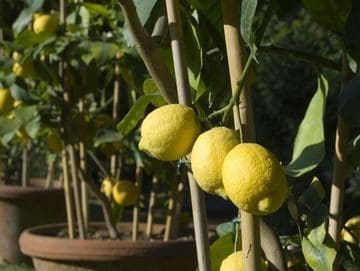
[302,236,336,271]
[241,0,258,45]
[209,233,234,271]
[286,75,328,177]
[83,2,108,16]
[94,129,123,147]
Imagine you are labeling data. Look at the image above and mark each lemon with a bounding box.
[0,88,14,114]
[220,251,267,271]
[13,100,23,108]
[222,143,288,215]
[112,180,140,206]
[47,129,64,153]
[191,127,239,198]
[33,14,58,35]
[13,58,34,78]
[342,215,360,244]
[101,177,115,199]
[139,104,200,161]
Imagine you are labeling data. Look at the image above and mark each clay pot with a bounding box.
[20,222,197,271]
[0,179,65,264]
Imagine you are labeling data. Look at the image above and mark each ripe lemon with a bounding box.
[342,215,360,244]
[101,177,115,199]
[112,180,140,206]
[33,13,58,35]
[222,143,288,215]
[139,104,200,161]
[47,129,64,153]
[191,127,239,198]
[220,251,267,271]
[0,88,14,114]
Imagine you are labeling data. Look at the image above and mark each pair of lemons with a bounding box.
[139,104,288,216]
[101,177,139,207]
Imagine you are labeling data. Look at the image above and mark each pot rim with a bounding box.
[19,222,196,262]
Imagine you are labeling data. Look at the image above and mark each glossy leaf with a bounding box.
[117,94,165,136]
[209,233,234,271]
[79,41,119,65]
[339,76,360,127]
[302,236,336,271]
[241,0,258,45]
[13,105,38,124]
[286,75,328,177]
[302,0,351,33]
[83,2,108,16]
[0,117,20,137]
[12,0,45,35]
[94,129,123,147]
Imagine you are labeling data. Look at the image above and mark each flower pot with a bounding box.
[0,178,66,264]
[19,222,197,271]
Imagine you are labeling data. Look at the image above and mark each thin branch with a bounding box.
[118,0,178,103]
[88,150,111,177]
[259,45,342,71]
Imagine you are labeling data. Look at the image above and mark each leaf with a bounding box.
[209,233,234,271]
[94,129,123,147]
[0,117,21,137]
[339,76,360,127]
[241,0,258,45]
[12,0,45,35]
[79,41,119,65]
[82,2,108,16]
[302,237,336,271]
[285,75,328,177]
[302,0,351,33]
[143,78,159,95]
[307,221,327,246]
[24,114,41,138]
[15,30,49,47]
[344,0,360,63]
[117,94,165,136]
[216,222,234,237]
[13,105,38,125]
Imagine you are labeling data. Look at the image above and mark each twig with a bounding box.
[259,45,341,71]
[165,1,211,270]
[88,150,111,177]
[118,0,178,103]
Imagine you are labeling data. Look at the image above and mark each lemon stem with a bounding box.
[328,56,351,270]
[165,0,211,270]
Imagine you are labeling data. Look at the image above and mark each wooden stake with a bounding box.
[45,157,56,189]
[21,141,30,187]
[61,150,75,239]
[165,1,211,269]
[132,165,143,241]
[146,175,159,238]
[164,172,179,241]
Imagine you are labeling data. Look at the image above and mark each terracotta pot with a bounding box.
[20,222,197,271]
[0,178,65,264]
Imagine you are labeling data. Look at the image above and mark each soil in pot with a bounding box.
[0,178,66,264]
[20,222,199,271]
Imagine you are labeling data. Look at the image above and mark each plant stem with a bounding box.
[259,45,341,71]
[45,156,57,189]
[164,172,179,241]
[328,57,351,270]
[21,140,30,188]
[132,165,143,241]
[61,150,75,239]
[165,1,211,270]
[146,175,159,238]
[88,150,111,177]
[77,168,119,238]
[171,172,185,239]
[118,0,178,103]
[68,144,86,239]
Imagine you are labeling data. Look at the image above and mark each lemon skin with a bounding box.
[139,104,200,161]
[101,177,115,199]
[220,251,267,271]
[112,180,140,206]
[191,127,239,198]
[222,143,288,215]
[0,88,14,114]
[342,215,360,244]
[33,14,58,35]
[47,130,64,153]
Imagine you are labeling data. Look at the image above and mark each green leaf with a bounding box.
[216,222,234,237]
[13,105,39,125]
[15,30,49,47]
[24,115,41,138]
[12,0,45,36]
[82,2,108,16]
[285,75,328,177]
[302,0,351,33]
[94,129,123,147]
[302,237,336,271]
[241,0,258,45]
[143,78,159,95]
[0,117,20,137]
[117,94,164,136]
[307,221,326,246]
[79,41,119,65]
[209,233,234,271]
[339,76,360,127]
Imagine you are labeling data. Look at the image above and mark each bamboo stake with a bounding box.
[45,157,56,189]
[221,1,260,270]
[171,172,185,239]
[164,172,179,241]
[61,150,75,239]
[21,141,30,187]
[328,58,351,270]
[67,145,86,239]
[132,165,143,241]
[165,1,211,270]
[146,175,159,238]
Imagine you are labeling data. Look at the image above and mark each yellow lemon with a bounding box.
[191,127,239,198]
[13,58,34,78]
[222,143,288,215]
[33,14,58,35]
[0,88,14,114]
[112,180,140,206]
[139,104,200,161]
[46,129,64,153]
[220,251,267,271]
[342,215,360,244]
[13,100,23,108]
[101,177,115,199]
